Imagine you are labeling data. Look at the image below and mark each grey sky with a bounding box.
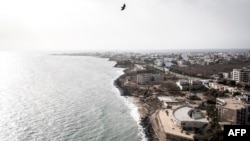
[0,0,250,51]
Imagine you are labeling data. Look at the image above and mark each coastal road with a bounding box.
[149,64,204,81]
[168,71,203,81]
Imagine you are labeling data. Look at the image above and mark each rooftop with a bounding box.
[158,109,194,139]
[173,106,208,122]
[217,97,248,110]
[158,96,185,103]
[158,96,176,102]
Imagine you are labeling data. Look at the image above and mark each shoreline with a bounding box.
[119,96,148,141]
[85,55,158,141]
[112,67,149,141]
[113,70,157,141]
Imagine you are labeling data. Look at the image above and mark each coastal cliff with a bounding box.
[113,65,160,141]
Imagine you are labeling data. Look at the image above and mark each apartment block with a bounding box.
[216,96,250,125]
[232,68,250,83]
[137,73,164,84]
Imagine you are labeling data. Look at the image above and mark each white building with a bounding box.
[172,106,209,131]
[232,68,250,83]
[176,80,203,91]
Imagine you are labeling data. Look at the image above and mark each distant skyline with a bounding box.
[0,0,250,51]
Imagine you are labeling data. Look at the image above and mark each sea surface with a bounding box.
[0,52,144,141]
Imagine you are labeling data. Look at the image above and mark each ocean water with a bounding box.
[0,52,145,141]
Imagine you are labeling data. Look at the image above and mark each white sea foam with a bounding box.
[112,70,148,141]
[121,97,148,141]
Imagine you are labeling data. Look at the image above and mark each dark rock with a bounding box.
[140,116,153,140]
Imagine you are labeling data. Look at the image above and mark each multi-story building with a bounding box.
[232,68,250,83]
[190,80,202,89]
[216,96,250,125]
[176,80,202,91]
[137,73,152,84]
[176,80,189,90]
[137,73,164,84]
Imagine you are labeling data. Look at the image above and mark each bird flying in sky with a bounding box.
[121,3,126,11]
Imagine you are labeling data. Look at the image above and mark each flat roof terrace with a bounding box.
[217,98,246,110]
[173,106,208,122]
[158,109,194,140]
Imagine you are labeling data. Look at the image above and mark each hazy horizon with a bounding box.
[1,48,249,54]
[1,0,250,51]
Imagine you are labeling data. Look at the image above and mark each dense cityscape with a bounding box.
[68,49,250,141]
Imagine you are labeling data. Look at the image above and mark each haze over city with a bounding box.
[0,0,250,51]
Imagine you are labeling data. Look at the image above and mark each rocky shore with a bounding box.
[114,78,132,96]
[114,80,156,141]
[140,116,154,140]
[113,67,160,141]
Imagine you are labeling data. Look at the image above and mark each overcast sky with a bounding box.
[0,0,250,51]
